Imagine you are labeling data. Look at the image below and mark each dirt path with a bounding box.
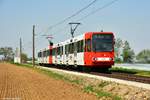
[0,63,97,100]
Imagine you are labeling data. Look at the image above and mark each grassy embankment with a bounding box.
[12,63,121,100]
[14,62,150,77]
[111,67,150,77]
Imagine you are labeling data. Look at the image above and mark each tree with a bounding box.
[0,47,14,61]
[114,38,123,63]
[21,53,28,63]
[122,41,135,63]
[136,49,150,63]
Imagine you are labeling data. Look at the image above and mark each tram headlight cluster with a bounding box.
[92,57,113,61]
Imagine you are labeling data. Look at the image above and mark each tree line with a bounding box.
[0,47,27,62]
[115,38,150,63]
[0,47,14,61]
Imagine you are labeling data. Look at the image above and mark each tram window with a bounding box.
[38,52,40,57]
[49,50,51,56]
[44,50,47,57]
[47,49,50,56]
[69,44,71,54]
[58,47,60,55]
[42,52,43,57]
[65,45,66,54]
[81,40,83,52]
[68,44,70,53]
[43,51,44,57]
[57,47,60,55]
[60,46,63,55]
[48,50,50,56]
[43,51,45,57]
[46,50,48,56]
[45,50,48,57]
[38,52,41,57]
[86,39,91,52]
[59,47,61,55]
[71,43,74,53]
[65,44,69,54]
[47,50,49,56]
[55,48,57,56]
[70,44,72,53]
[77,40,84,52]
[40,52,42,57]
[77,41,79,52]
[59,47,60,55]
[52,48,55,55]
[77,41,81,52]
[69,44,71,53]
[58,46,62,55]
[46,50,47,56]
[74,42,77,52]
[56,47,59,55]
[68,43,74,54]
[61,46,63,55]
[67,44,69,54]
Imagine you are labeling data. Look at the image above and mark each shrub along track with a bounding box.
[0,63,97,100]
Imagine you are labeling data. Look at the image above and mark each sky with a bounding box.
[0,0,150,57]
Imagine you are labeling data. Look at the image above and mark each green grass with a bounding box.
[39,69,85,85]
[110,67,138,74]
[84,85,94,93]
[39,68,67,80]
[111,67,150,77]
[84,85,121,100]
[135,71,150,77]
[12,63,33,68]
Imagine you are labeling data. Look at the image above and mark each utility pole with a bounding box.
[69,22,81,38]
[20,37,22,64]
[32,25,35,67]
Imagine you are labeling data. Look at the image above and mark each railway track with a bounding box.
[90,72,150,84]
[41,65,150,84]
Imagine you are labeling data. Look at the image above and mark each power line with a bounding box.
[37,0,98,36]
[41,0,118,37]
[22,0,119,55]
[40,0,119,37]
[77,0,119,21]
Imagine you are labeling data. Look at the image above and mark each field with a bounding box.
[0,63,97,100]
[1,63,150,100]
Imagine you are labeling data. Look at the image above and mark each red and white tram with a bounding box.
[38,32,115,70]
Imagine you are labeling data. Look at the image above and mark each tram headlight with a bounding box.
[93,57,113,61]
[92,57,97,61]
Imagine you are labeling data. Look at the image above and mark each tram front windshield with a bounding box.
[92,34,113,52]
